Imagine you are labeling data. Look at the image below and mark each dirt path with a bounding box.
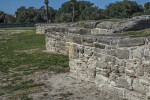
[27,72,125,100]
[0,30,30,34]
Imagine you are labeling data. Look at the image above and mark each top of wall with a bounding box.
[37,15,150,35]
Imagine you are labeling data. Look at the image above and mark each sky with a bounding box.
[0,0,149,15]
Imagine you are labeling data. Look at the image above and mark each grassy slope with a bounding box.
[127,28,150,37]
[0,27,35,30]
[0,30,69,99]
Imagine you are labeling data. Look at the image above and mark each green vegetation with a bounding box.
[1,0,150,24]
[127,28,150,37]
[0,30,69,99]
[0,27,35,30]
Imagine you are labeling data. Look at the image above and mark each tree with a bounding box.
[55,0,98,22]
[44,0,49,23]
[70,0,77,22]
[48,7,57,22]
[144,2,150,14]
[80,7,100,20]
[5,14,15,23]
[105,0,143,18]
[0,11,6,23]
[15,6,27,23]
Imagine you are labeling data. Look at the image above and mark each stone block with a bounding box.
[84,47,94,56]
[132,79,148,95]
[111,49,129,59]
[70,44,79,59]
[79,28,91,35]
[73,60,87,71]
[118,67,125,74]
[99,85,125,98]
[68,27,79,34]
[117,75,132,90]
[125,69,135,77]
[111,65,119,73]
[134,65,144,76]
[96,21,119,29]
[125,89,146,100]
[97,37,111,45]
[118,38,145,47]
[143,61,150,74]
[132,47,144,58]
[144,49,150,60]
[95,74,108,88]
[71,36,82,44]
[84,22,100,29]
[65,42,71,52]
[82,37,96,47]
[94,43,105,49]
[96,61,109,69]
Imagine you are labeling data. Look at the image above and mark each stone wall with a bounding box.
[69,35,150,100]
[45,25,150,100]
[36,23,74,34]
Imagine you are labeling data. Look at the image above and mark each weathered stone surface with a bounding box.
[117,75,132,90]
[114,15,150,33]
[125,89,146,100]
[71,36,82,44]
[111,65,119,73]
[79,28,91,35]
[134,65,144,76]
[82,37,96,46]
[96,21,119,29]
[66,42,71,52]
[70,44,79,59]
[125,69,135,77]
[99,85,125,98]
[68,27,79,34]
[111,49,129,59]
[143,61,150,74]
[132,79,148,95]
[84,22,100,29]
[118,38,145,47]
[132,47,144,58]
[94,43,105,49]
[97,37,111,45]
[42,16,150,100]
[95,74,108,87]
[96,61,109,69]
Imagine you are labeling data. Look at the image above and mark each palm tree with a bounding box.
[70,0,76,22]
[44,0,49,23]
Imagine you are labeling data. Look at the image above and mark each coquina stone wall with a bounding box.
[45,25,150,100]
[36,15,150,100]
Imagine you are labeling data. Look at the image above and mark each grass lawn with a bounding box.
[0,27,35,30]
[0,30,69,99]
[127,28,150,37]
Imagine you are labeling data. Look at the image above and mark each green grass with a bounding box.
[127,28,150,37]
[0,27,35,30]
[0,30,69,99]
[0,30,69,73]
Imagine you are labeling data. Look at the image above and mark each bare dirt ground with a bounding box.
[27,71,126,100]
[0,30,30,34]
[0,71,126,100]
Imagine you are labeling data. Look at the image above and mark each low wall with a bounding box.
[36,23,71,34]
[45,25,150,100]
[0,23,34,28]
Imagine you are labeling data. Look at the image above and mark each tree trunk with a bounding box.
[46,4,49,23]
[72,6,75,22]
